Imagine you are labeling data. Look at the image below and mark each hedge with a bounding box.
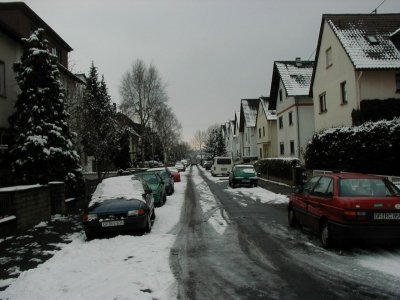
[352,98,400,125]
[305,119,400,176]
[254,157,299,181]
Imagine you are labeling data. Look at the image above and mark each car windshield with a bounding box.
[136,173,160,185]
[236,167,255,173]
[217,158,231,164]
[339,178,399,197]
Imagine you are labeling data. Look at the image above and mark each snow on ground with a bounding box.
[192,168,229,235]
[0,174,187,300]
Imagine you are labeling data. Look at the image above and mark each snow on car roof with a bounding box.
[89,175,146,206]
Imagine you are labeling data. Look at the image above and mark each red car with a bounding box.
[167,167,181,182]
[288,172,400,247]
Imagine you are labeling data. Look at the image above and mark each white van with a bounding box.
[211,157,233,176]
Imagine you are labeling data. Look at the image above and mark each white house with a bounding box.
[255,97,277,159]
[310,13,400,132]
[239,99,259,161]
[232,111,241,161]
[270,59,315,162]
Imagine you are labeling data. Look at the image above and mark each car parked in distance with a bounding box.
[203,160,213,170]
[167,167,181,182]
[135,171,166,207]
[175,162,186,172]
[288,172,400,247]
[229,164,258,188]
[211,157,233,176]
[147,167,174,195]
[82,175,155,239]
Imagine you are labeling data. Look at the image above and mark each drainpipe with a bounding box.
[296,98,301,162]
[356,71,363,109]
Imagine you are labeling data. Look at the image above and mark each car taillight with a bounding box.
[343,210,367,221]
[83,213,97,221]
[128,209,146,216]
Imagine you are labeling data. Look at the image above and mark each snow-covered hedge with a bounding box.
[305,119,400,176]
[352,98,400,125]
[255,157,299,180]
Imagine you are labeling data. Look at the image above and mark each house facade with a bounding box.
[270,59,314,162]
[239,99,259,161]
[311,14,400,132]
[256,97,277,159]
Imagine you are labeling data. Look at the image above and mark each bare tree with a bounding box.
[192,130,207,161]
[152,103,181,164]
[119,59,167,164]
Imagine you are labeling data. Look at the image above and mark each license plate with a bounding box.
[102,220,124,227]
[374,213,400,220]
[221,168,227,171]
[242,180,250,183]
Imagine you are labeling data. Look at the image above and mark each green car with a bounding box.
[135,172,166,207]
[228,164,258,188]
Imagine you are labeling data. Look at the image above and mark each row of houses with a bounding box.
[0,2,142,181]
[222,13,400,164]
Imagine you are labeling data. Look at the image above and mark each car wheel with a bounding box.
[232,182,236,189]
[320,221,333,248]
[85,231,96,241]
[151,209,156,220]
[163,193,167,204]
[288,205,299,228]
[144,214,152,234]
[254,183,258,187]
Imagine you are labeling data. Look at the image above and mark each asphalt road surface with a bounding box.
[170,166,400,300]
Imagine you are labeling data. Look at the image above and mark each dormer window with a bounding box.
[366,35,379,44]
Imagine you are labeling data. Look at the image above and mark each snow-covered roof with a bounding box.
[90,175,146,206]
[239,99,259,131]
[326,14,400,69]
[275,61,314,97]
[260,97,277,121]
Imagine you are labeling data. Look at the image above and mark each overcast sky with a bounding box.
[19,0,400,143]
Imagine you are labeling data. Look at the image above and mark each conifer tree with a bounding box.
[8,29,81,184]
[81,63,118,180]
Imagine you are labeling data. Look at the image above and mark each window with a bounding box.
[259,128,261,138]
[312,177,333,197]
[340,81,347,104]
[366,35,379,45]
[396,73,400,92]
[259,148,262,158]
[280,143,284,155]
[290,140,295,155]
[288,111,293,126]
[0,61,5,97]
[262,126,265,137]
[279,116,283,129]
[326,47,332,67]
[279,89,283,102]
[319,93,327,113]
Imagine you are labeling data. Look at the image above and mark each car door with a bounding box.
[293,176,320,225]
[307,176,333,233]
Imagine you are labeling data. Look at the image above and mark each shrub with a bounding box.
[352,98,400,125]
[305,119,400,176]
[255,157,299,180]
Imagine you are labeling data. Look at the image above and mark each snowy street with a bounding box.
[1,166,400,299]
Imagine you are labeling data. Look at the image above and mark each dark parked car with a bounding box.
[288,172,400,247]
[147,167,174,195]
[82,175,155,239]
[228,164,258,188]
[135,171,166,207]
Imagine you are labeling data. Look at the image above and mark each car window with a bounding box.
[311,176,333,197]
[303,176,320,195]
[216,158,232,164]
[339,178,397,197]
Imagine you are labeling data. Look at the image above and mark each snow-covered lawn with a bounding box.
[0,175,187,300]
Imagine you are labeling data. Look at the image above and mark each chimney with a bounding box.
[295,57,302,67]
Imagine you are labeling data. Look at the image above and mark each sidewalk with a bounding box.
[258,178,293,196]
[0,214,82,291]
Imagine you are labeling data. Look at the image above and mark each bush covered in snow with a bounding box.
[255,157,299,180]
[305,119,400,176]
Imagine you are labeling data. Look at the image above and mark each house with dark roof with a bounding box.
[239,99,260,160]
[270,59,314,162]
[310,13,400,131]
[0,2,85,172]
[255,96,277,159]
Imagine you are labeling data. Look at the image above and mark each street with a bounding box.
[1,166,400,299]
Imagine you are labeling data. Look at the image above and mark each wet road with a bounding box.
[170,166,400,300]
